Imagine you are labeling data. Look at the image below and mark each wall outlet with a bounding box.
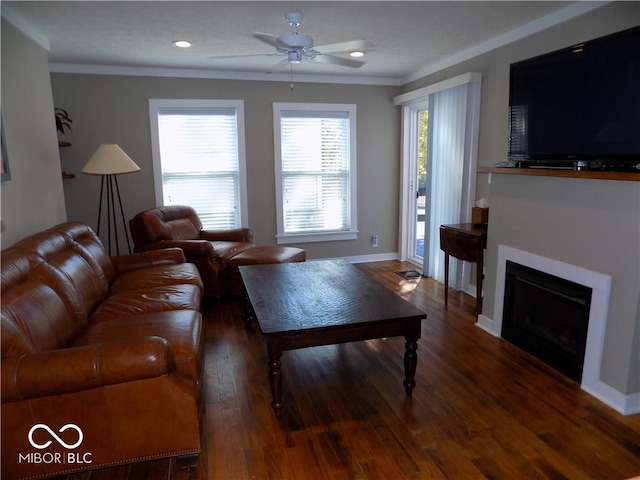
[372,234,379,248]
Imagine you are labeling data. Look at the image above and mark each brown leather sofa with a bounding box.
[130,205,254,297]
[1,222,204,480]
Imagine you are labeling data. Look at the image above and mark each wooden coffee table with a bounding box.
[239,259,427,417]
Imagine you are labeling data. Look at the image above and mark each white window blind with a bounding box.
[149,100,247,230]
[274,103,357,244]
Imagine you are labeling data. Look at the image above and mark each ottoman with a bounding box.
[229,246,306,295]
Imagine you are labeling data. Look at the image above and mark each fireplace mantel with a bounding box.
[478,166,640,182]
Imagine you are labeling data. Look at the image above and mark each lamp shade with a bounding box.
[81,144,140,175]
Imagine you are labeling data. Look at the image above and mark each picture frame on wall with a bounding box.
[1,115,10,182]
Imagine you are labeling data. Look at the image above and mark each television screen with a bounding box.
[508,26,640,169]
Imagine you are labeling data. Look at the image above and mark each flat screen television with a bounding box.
[507,26,640,171]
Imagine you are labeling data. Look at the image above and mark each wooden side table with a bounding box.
[439,223,488,314]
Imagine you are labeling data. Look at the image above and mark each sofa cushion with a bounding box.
[1,248,86,354]
[166,218,200,240]
[89,284,202,323]
[73,310,203,383]
[53,222,117,285]
[11,225,110,322]
[1,285,73,355]
[110,262,203,294]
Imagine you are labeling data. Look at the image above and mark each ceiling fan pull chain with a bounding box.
[290,63,294,91]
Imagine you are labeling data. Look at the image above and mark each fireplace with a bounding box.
[502,260,592,382]
[478,245,612,405]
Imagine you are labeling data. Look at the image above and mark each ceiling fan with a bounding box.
[209,11,375,71]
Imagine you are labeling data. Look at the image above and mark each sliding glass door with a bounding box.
[412,109,429,263]
[397,74,482,294]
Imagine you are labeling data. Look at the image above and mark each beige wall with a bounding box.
[0,19,66,247]
[402,2,640,396]
[51,74,401,259]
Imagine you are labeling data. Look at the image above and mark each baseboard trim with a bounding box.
[582,383,640,416]
[476,314,498,336]
[323,252,400,264]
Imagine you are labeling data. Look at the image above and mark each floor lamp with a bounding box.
[82,144,140,255]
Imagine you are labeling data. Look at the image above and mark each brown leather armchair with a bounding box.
[129,205,254,296]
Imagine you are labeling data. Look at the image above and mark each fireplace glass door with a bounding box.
[502,261,592,382]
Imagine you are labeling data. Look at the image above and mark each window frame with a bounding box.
[273,102,358,244]
[148,98,249,228]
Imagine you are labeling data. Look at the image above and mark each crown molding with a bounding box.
[1,4,50,51]
[49,62,402,87]
[402,1,610,84]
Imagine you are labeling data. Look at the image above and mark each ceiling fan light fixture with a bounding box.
[350,51,365,58]
[288,51,303,63]
[172,40,191,48]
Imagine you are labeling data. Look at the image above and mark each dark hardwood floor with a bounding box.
[56,260,640,479]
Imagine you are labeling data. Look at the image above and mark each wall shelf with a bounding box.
[478,167,640,182]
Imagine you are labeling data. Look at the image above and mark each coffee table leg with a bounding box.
[243,295,255,326]
[267,347,284,417]
[403,338,418,394]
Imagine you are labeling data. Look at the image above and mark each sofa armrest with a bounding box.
[111,247,187,274]
[200,227,253,243]
[1,336,175,403]
[155,239,216,258]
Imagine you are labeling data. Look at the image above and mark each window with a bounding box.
[149,99,248,229]
[273,103,357,244]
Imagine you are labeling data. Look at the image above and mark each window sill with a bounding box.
[276,230,358,244]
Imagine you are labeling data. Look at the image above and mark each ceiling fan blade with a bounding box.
[313,39,375,55]
[208,53,279,60]
[266,58,291,74]
[312,54,365,69]
[253,32,281,48]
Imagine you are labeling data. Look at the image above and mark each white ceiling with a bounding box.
[3,1,602,85]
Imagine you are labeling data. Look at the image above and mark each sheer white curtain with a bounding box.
[423,79,481,289]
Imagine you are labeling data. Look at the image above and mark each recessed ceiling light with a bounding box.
[173,40,192,48]
[350,51,365,58]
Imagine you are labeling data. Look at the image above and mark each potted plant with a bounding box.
[55,108,74,178]
[55,108,73,146]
